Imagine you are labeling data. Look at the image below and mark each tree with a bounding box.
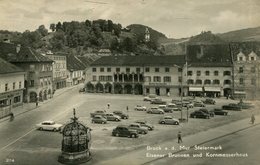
[37,25,48,37]
[56,22,62,31]
[122,37,135,52]
[85,20,92,27]
[107,20,113,32]
[50,23,56,32]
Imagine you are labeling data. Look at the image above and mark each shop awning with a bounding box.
[234,91,246,95]
[189,87,203,92]
[204,87,221,92]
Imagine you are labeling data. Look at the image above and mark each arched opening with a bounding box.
[195,79,202,85]
[39,91,43,101]
[114,84,123,94]
[29,91,37,103]
[134,84,143,95]
[95,83,104,93]
[43,90,47,100]
[224,88,231,97]
[104,83,112,93]
[124,84,132,94]
[86,82,94,93]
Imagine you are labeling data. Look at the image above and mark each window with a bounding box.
[165,67,170,72]
[197,71,201,76]
[100,68,104,72]
[224,80,231,85]
[239,67,243,73]
[164,76,171,82]
[178,68,182,72]
[187,79,194,84]
[223,71,231,76]
[251,67,256,73]
[251,57,255,61]
[116,68,120,72]
[205,71,210,76]
[19,82,22,89]
[107,68,111,72]
[213,79,220,84]
[13,82,15,90]
[136,68,140,72]
[251,78,256,85]
[187,71,192,76]
[5,83,8,91]
[204,79,211,84]
[155,68,160,72]
[153,76,161,82]
[30,80,34,87]
[14,96,21,103]
[99,76,106,81]
[93,76,97,81]
[195,79,202,84]
[239,78,244,85]
[178,76,182,83]
[107,76,112,81]
[145,67,150,72]
[126,68,130,73]
[92,68,96,72]
[239,57,243,61]
[214,71,219,76]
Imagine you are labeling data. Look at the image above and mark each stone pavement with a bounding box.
[96,114,260,165]
[0,84,82,123]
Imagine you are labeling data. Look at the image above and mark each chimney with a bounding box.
[16,44,21,53]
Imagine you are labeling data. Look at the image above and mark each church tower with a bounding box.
[145,27,150,42]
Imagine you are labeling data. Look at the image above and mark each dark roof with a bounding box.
[66,54,86,71]
[0,57,24,74]
[91,55,185,66]
[0,42,53,63]
[77,56,93,67]
[229,41,260,59]
[186,44,232,67]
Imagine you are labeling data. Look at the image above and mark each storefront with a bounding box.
[204,87,221,97]
[188,87,203,96]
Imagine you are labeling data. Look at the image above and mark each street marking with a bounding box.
[0,127,36,151]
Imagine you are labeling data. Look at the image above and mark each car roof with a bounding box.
[42,120,54,123]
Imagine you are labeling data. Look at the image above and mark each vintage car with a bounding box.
[147,107,164,114]
[222,103,242,111]
[135,120,154,131]
[159,116,180,125]
[113,111,129,119]
[143,94,157,101]
[134,105,147,111]
[190,111,210,119]
[151,98,167,104]
[36,120,63,131]
[112,125,139,138]
[91,115,107,124]
[128,123,148,134]
[202,98,216,105]
[212,109,228,115]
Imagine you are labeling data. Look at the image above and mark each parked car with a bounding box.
[212,109,228,115]
[112,125,139,138]
[190,111,210,119]
[128,123,148,134]
[91,115,107,124]
[166,103,181,111]
[113,111,129,119]
[90,110,106,117]
[198,108,215,117]
[79,88,85,93]
[135,120,154,131]
[143,94,157,101]
[36,120,63,131]
[159,116,180,125]
[104,113,121,121]
[222,104,242,111]
[194,102,205,107]
[202,99,216,105]
[237,102,254,109]
[182,101,194,108]
[151,98,167,104]
[134,105,147,111]
[147,107,164,114]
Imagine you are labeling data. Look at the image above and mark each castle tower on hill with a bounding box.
[145,27,150,42]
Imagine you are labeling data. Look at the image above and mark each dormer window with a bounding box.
[248,51,257,61]
[251,57,255,61]
[237,51,245,61]
[239,57,243,61]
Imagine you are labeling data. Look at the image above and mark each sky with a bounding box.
[0,0,259,38]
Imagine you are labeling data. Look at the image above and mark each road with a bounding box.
[146,124,260,165]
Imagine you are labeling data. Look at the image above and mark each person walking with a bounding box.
[9,112,14,121]
[126,106,129,112]
[107,103,110,109]
[251,114,255,124]
[177,131,182,143]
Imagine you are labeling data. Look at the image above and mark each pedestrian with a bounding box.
[36,101,38,107]
[251,114,255,124]
[9,112,14,121]
[177,131,182,143]
[107,103,110,109]
[167,92,170,97]
[126,106,129,112]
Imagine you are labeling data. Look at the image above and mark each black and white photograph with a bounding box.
[0,0,260,164]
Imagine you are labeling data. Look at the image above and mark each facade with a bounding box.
[66,54,87,86]
[0,57,25,118]
[186,44,233,97]
[85,56,186,96]
[0,42,54,103]
[46,53,67,90]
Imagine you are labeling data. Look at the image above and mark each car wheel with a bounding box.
[131,134,136,138]
[161,121,165,124]
[39,127,43,131]
[116,133,119,137]
[124,117,127,119]
[102,121,105,124]
[115,118,119,121]
[174,122,179,125]
[53,128,57,132]
[142,131,146,134]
